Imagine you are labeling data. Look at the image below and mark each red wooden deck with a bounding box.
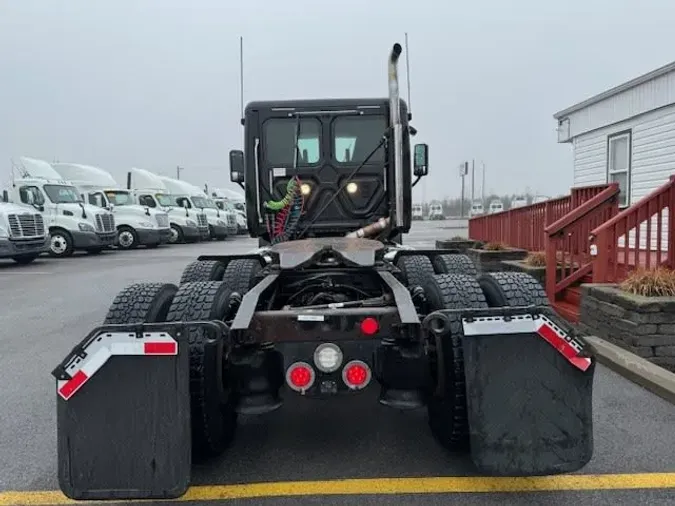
[468,177,675,323]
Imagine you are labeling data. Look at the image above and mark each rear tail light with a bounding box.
[342,360,372,390]
[286,362,315,393]
[360,317,379,336]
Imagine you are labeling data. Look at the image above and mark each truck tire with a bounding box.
[432,254,477,276]
[48,228,74,258]
[169,224,184,244]
[396,255,435,288]
[477,271,549,308]
[117,225,139,250]
[422,273,488,452]
[223,258,263,295]
[180,260,226,284]
[12,253,39,265]
[103,282,178,324]
[165,281,238,460]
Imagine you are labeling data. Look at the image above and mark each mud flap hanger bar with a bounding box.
[51,321,229,382]
[423,305,594,372]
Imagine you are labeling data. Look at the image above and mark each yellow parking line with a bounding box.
[2,473,675,505]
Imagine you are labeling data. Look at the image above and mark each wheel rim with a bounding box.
[169,227,179,243]
[50,234,68,255]
[118,230,134,248]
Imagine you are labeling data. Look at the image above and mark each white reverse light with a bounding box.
[300,183,311,195]
[346,182,358,194]
[313,343,343,373]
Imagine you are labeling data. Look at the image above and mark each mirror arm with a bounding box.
[411,175,422,188]
[237,182,245,190]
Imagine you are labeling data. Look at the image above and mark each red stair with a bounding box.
[552,276,590,323]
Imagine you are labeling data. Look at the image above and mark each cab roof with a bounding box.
[245,97,408,113]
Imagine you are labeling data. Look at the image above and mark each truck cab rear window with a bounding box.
[263,118,321,166]
[333,116,387,164]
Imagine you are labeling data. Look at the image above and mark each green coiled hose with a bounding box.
[264,178,298,211]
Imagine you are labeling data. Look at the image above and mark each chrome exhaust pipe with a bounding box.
[345,217,390,238]
[388,43,404,228]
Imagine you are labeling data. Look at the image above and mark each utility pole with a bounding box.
[459,162,468,217]
[471,159,475,203]
[176,166,184,180]
[481,161,486,203]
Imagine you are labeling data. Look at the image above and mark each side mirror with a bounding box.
[413,143,429,177]
[1,190,7,203]
[229,149,245,183]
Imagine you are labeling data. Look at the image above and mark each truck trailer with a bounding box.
[53,42,595,501]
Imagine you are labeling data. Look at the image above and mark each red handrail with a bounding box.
[468,185,611,251]
[545,184,620,302]
[590,175,675,283]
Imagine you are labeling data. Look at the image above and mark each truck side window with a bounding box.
[88,193,106,207]
[19,186,45,206]
[139,195,155,208]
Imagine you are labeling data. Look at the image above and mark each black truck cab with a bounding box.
[230,98,428,244]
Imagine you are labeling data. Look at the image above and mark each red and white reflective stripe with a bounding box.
[461,315,592,372]
[57,332,178,401]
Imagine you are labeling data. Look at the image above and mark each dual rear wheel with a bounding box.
[103,259,263,461]
[396,253,550,452]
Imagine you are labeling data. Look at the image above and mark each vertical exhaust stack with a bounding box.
[388,43,404,228]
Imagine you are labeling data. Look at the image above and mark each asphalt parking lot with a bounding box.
[0,221,674,505]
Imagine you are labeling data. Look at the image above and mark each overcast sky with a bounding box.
[2,0,675,202]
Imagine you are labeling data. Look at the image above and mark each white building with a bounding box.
[554,60,675,210]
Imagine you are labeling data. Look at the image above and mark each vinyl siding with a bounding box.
[572,105,675,252]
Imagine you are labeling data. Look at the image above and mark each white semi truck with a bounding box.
[0,199,50,264]
[412,204,424,220]
[157,176,230,241]
[51,163,171,249]
[428,203,444,220]
[127,168,208,244]
[8,157,116,257]
[209,186,246,234]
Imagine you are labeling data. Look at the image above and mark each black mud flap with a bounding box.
[426,306,595,476]
[52,321,225,501]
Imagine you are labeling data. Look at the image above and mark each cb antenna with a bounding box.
[404,32,412,120]
[239,36,244,125]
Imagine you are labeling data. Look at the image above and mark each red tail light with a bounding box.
[360,317,379,336]
[342,360,372,390]
[286,362,315,393]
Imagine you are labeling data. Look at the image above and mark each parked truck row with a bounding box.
[0,157,247,265]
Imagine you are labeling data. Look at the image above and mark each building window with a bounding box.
[607,131,631,207]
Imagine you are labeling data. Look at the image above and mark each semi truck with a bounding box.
[412,203,423,220]
[53,42,596,502]
[0,199,50,264]
[8,157,116,257]
[209,187,247,234]
[157,176,231,241]
[127,168,209,244]
[51,162,171,249]
[428,202,444,220]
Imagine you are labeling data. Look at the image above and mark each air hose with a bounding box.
[264,176,304,244]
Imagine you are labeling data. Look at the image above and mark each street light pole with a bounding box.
[176,166,184,180]
[471,159,475,204]
[459,162,468,218]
